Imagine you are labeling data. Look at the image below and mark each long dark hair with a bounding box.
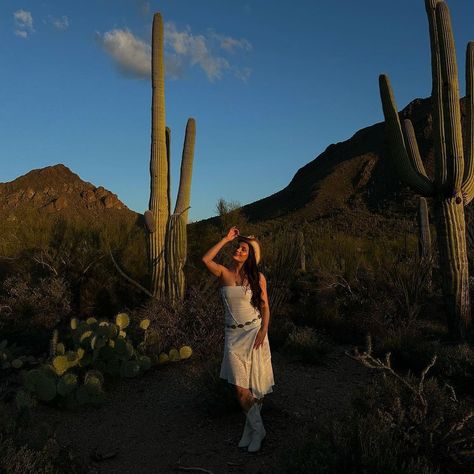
[238,237,263,312]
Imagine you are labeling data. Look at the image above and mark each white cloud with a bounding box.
[165,22,231,81]
[14,9,34,38]
[50,15,69,31]
[208,30,252,54]
[97,29,151,79]
[15,30,28,39]
[98,23,252,82]
[165,22,252,82]
[233,66,252,83]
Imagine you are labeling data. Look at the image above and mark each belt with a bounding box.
[226,313,262,329]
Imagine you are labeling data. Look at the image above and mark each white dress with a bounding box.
[219,285,274,399]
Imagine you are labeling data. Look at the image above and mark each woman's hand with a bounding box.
[253,327,267,350]
[225,226,239,242]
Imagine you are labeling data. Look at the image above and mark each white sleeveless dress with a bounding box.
[219,286,274,399]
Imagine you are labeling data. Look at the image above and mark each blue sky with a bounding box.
[1,0,473,221]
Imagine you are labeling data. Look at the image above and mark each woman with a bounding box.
[202,226,274,453]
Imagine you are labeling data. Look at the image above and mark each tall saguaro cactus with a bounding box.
[146,13,196,301]
[379,0,473,337]
[165,118,196,303]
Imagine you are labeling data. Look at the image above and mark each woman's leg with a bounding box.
[234,385,255,412]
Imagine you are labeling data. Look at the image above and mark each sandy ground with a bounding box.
[32,346,370,473]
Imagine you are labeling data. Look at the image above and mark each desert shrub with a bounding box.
[283,326,331,364]
[268,314,296,350]
[384,253,433,326]
[433,344,474,396]
[0,275,72,351]
[198,354,240,414]
[0,401,85,473]
[281,352,474,474]
[132,280,224,359]
[1,215,147,320]
[374,326,436,372]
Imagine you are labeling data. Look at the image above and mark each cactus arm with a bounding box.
[173,118,196,223]
[401,119,431,182]
[148,12,169,298]
[165,213,187,303]
[144,210,155,233]
[425,0,447,187]
[166,127,171,216]
[379,74,434,196]
[417,197,432,258]
[436,2,464,194]
[462,42,474,204]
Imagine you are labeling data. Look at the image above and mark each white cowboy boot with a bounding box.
[238,403,262,448]
[238,416,253,448]
[247,403,266,452]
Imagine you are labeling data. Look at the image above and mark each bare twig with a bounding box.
[108,245,154,298]
[176,464,214,474]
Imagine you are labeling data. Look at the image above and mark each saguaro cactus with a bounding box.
[146,13,196,301]
[379,0,473,337]
[417,197,432,260]
[164,118,196,302]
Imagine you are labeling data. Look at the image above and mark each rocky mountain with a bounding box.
[2,96,469,239]
[0,164,131,216]
[231,96,468,230]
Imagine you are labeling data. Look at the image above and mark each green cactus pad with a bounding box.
[138,356,151,371]
[140,319,151,330]
[91,335,107,350]
[29,368,58,402]
[99,345,115,361]
[15,389,36,410]
[105,358,121,377]
[121,360,141,378]
[115,338,127,355]
[108,324,119,339]
[179,346,192,360]
[57,373,78,396]
[66,351,78,362]
[84,376,102,396]
[86,317,98,325]
[115,313,130,329]
[78,353,92,367]
[158,353,169,364]
[53,356,70,376]
[80,330,93,342]
[85,369,105,386]
[11,359,23,369]
[168,348,180,362]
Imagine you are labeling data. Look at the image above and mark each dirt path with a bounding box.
[33,345,371,473]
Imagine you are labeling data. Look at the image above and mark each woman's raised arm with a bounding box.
[201,226,239,278]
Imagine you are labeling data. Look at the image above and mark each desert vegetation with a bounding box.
[1,1,474,472]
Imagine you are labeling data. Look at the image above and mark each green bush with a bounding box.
[281,368,474,473]
[283,326,331,364]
